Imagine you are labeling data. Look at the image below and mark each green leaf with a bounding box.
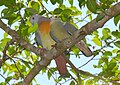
[44,0,48,3]
[86,0,97,13]
[24,50,30,58]
[108,61,117,70]
[1,8,9,16]
[78,0,85,8]
[2,65,8,74]
[42,68,46,74]
[9,15,21,25]
[0,0,16,7]
[112,49,118,53]
[40,10,46,15]
[57,0,63,4]
[88,14,92,21]
[102,56,108,64]
[50,0,57,5]
[1,8,20,25]
[92,30,99,36]
[112,30,118,37]
[114,41,120,48]
[115,54,120,60]
[103,51,112,56]
[85,79,93,85]
[17,62,26,73]
[28,23,38,34]
[70,81,75,85]
[53,8,63,14]
[7,64,18,75]
[5,76,12,83]
[8,46,16,55]
[92,37,102,46]
[23,60,31,69]
[112,30,120,38]
[1,38,11,47]
[61,14,71,22]
[71,10,82,16]
[49,68,57,73]
[98,56,108,66]
[31,1,40,11]
[96,13,105,21]
[98,58,104,65]
[47,71,52,80]
[114,14,120,26]
[93,65,100,68]
[0,0,4,6]
[70,69,77,76]
[102,28,111,40]
[62,9,72,15]
[25,8,38,16]
[16,3,25,10]
[70,6,82,16]
[0,82,7,85]
[47,68,57,80]
[68,0,73,6]
[71,46,80,56]
[18,24,29,36]
[4,32,8,38]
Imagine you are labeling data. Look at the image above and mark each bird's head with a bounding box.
[30,14,41,25]
[50,16,61,23]
[30,14,51,26]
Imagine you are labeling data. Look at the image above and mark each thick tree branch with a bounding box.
[0,2,120,85]
[0,21,45,56]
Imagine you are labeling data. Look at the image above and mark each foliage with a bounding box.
[0,0,120,85]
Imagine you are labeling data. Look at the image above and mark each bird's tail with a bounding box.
[75,40,92,57]
[54,54,68,77]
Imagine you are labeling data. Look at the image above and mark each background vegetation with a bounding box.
[0,0,120,85]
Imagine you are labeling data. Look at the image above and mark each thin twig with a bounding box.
[2,48,25,78]
[3,39,15,60]
[78,39,117,68]
[65,57,106,82]
[75,13,92,24]
[60,78,71,84]
[0,73,11,85]
[13,57,33,65]
[39,1,52,14]
[7,55,23,78]
[78,55,96,68]
[77,73,82,85]
[11,48,25,58]
[0,39,15,67]
[47,68,62,85]
[69,74,78,84]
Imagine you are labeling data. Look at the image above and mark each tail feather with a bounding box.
[54,54,68,77]
[75,40,92,57]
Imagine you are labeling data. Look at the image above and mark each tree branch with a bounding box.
[0,39,15,67]
[0,73,10,85]
[0,2,120,85]
[65,57,105,81]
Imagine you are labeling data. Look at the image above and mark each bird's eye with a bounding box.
[32,17,34,20]
[55,16,58,18]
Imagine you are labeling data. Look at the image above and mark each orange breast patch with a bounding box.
[39,21,51,34]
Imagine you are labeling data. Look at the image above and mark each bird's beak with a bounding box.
[31,21,34,26]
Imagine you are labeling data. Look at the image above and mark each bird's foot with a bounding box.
[40,48,47,53]
[51,43,57,48]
